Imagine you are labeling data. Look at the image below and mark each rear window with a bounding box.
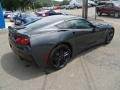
[25,18,56,30]
[24,16,69,30]
[105,3,114,6]
[6,11,11,13]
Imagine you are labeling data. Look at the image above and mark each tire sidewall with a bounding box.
[114,12,120,18]
[15,19,22,25]
[105,29,114,44]
[49,44,71,70]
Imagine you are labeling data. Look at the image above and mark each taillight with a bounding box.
[42,13,46,16]
[15,37,30,45]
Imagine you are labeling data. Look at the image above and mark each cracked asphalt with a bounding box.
[0,8,120,90]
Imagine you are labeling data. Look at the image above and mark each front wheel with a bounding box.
[14,19,22,25]
[49,44,72,70]
[18,56,24,60]
[105,29,114,44]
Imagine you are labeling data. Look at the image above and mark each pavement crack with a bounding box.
[80,56,97,90]
[41,68,49,90]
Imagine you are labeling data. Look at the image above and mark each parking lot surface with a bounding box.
[0,8,120,90]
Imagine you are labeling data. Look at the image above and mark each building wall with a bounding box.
[69,0,83,5]
[0,2,5,29]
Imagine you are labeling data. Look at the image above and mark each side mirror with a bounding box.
[90,24,96,29]
[93,26,100,32]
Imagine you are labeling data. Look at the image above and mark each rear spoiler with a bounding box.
[8,26,30,37]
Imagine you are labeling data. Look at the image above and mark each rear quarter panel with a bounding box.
[29,31,77,67]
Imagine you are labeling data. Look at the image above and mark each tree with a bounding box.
[61,0,69,5]
[1,0,62,10]
[1,0,32,11]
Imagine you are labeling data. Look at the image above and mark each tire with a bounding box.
[97,12,102,16]
[49,44,72,70]
[18,56,24,60]
[14,19,22,25]
[114,12,120,18]
[91,4,94,7]
[14,19,17,25]
[21,21,25,25]
[105,29,114,44]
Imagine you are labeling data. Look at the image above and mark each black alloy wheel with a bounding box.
[15,19,22,25]
[50,45,72,70]
[105,29,114,44]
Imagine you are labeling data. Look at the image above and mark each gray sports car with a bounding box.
[8,15,114,69]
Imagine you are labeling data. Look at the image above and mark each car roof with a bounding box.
[23,15,83,30]
[41,15,82,21]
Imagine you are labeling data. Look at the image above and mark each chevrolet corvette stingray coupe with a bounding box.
[8,15,114,69]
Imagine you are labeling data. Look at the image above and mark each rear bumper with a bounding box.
[9,40,33,62]
[9,38,48,68]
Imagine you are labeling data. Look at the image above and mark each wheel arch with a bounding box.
[48,42,73,69]
[51,42,73,57]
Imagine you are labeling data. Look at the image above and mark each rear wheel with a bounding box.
[105,29,114,44]
[49,45,72,70]
[114,12,120,18]
[97,12,102,16]
[18,56,24,60]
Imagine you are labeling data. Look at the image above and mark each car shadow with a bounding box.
[70,43,105,63]
[1,52,50,80]
[1,44,106,80]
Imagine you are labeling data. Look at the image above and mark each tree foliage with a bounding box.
[61,0,69,5]
[1,0,33,11]
[1,0,69,11]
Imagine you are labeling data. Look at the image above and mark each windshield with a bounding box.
[113,1,120,6]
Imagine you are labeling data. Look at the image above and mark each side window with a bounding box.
[56,22,69,29]
[106,3,114,7]
[70,19,93,29]
[56,19,93,29]
[49,10,56,14]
